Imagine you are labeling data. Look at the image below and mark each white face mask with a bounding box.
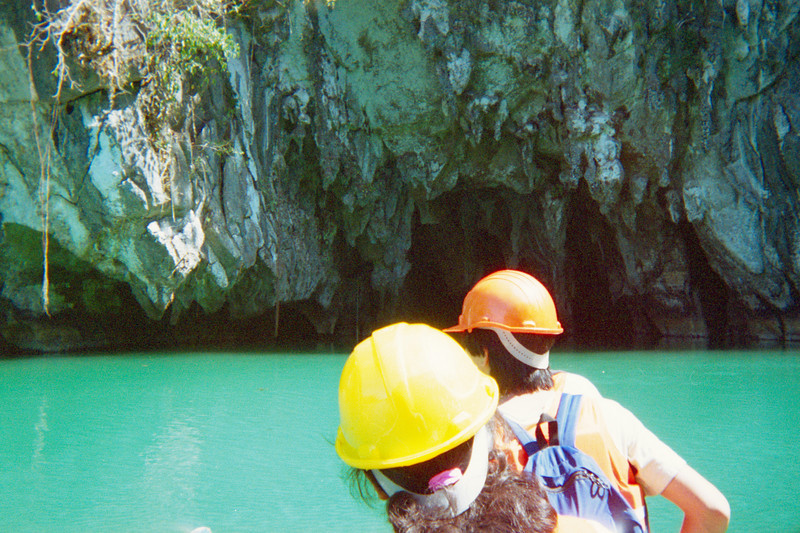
[371,424,492,518]
[487,327,550,369]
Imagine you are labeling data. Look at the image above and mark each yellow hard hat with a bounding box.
[335,322,499,470]
[444,269,563,335]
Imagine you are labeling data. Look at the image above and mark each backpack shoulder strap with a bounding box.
[501,393,584,459]
[502,415,540,458]
[555,393,582,448]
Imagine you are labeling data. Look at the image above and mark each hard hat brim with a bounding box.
[443,321,563,335]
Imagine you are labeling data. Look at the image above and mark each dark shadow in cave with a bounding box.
[401,191,510,330]
[678,221,731,349]
[564,183,635,349]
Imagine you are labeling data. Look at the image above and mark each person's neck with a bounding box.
[493,425,527,473]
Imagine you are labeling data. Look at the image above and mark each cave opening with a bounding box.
[564,183,636,349]
[401,190,511,330]
[678,221,731,348]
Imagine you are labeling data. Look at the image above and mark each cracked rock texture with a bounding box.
[0,0,798,353]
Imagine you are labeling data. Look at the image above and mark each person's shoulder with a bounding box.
[551,371,602,398]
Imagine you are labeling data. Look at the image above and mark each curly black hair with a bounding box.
[348,415,557,533]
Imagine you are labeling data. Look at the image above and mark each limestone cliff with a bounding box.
[0,0,797,354]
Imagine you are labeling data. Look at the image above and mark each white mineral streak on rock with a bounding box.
[147,210,205,277]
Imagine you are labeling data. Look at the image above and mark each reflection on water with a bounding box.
[32,397,49,469]
[0,351,798,533]
[142,418,203,518]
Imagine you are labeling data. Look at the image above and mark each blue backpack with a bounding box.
[501,394,648,533]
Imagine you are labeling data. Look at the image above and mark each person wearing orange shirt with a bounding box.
[445,269,730,533]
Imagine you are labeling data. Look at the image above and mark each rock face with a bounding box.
[0,0,798,354]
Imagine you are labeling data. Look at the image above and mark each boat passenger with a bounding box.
[443,269,602,398]
[336,322,617,532]
[445,269,730,532]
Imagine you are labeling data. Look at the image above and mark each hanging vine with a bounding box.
[25,0,88,315]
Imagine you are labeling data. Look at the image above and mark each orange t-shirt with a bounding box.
[555,514,615,532]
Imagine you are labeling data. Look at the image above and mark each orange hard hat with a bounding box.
[444,270,563,335]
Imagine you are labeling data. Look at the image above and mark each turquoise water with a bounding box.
[0,350,798,532]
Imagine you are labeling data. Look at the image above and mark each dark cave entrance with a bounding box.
[403,186,651,349]
[564,183,638,349]
[401,190,513,331]
[678,221,731,348]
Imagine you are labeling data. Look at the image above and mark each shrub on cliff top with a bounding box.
[27,0,240,109]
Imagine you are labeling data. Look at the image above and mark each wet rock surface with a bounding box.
[0,0,798,354]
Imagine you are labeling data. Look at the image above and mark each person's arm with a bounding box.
[660,464,730,533]
[597,398,729,532]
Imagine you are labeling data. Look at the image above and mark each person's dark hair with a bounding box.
[345,466,383,506]
[381,437,474,494]
[385,415,557,533]
[471,329,556,397]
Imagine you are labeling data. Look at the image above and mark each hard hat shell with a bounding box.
[444,269,563,335]
[335,322,499,470]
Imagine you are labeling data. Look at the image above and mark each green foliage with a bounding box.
[146,11,240,98]
[26,0,242,133]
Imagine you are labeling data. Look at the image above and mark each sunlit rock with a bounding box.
[0,0,797,352]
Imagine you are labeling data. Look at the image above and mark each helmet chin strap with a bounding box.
[371,425,492,518]
[488,327,550,369]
